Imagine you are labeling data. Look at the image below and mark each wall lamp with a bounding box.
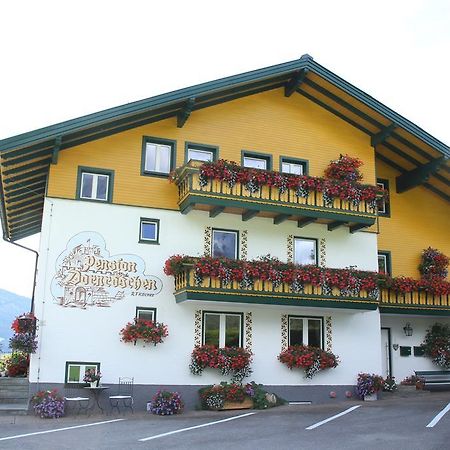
[403,322,413,337]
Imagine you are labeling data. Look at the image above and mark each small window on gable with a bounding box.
[186,143,217,163]
[289,316,323,348]
[139,218,159,244]
[294,237,318,266]
[65,361,100,384]
[212,229,238,259]
[203,312,243,347]
[281,157,308,175]
[78,169,113,202]
[376,179,390,217]
[136,307,156,322]
[242,152,272,170]
[142,137,176,176]
[378,252,391,276]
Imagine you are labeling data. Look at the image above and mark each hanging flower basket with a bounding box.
[120,318,168,345]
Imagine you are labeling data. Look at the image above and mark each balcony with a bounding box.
[379,288,450,316]
[167,258,379,311]
[173,161,379,232]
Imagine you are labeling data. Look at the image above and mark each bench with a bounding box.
[415,370,450,390]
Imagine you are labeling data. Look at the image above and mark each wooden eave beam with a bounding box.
[284,69,309,97]
[327,221,347,231]
[396,157,447,193]
[273,214,290,225]
[209,206,225,218]
[242,209,259,221]
[350,223,369,233]
[371,123,396,147]
[177,98,195,128]
[297,217,316,228]
[51,136,62,164]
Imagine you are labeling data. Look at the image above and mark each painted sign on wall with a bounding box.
[51,231,162,308]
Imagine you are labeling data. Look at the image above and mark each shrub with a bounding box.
[421,323,450,369]
[149,390,184,415]
[31,389,65,418]
[383,377,397,392]
[5,352,29,377]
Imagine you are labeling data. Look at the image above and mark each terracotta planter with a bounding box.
[220,397,254,410]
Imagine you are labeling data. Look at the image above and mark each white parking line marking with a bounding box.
[0,418,125,441]
[426,402,450,428]
[139,412,256,442]
[306,405,361,430]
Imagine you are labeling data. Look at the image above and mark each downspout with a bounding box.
[2,235,39,313]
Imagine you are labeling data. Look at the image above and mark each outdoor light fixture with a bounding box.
[403,322,413,337]
[392,344,399,351]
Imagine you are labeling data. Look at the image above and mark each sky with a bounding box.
[0,0,449,298]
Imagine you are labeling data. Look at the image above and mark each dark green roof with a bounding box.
[1,54,449,241]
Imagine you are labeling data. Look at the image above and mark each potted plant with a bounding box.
[278,345,339,379]
[199,382,254,411]
[31,389,65,418]
[421,323,450,369]
[5,352,29,377]
[83,368,102,387]
[120,318,168,346]
[148,390,184,415]
[356,373,384,400]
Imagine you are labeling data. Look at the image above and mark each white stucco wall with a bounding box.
[30,197,382,387]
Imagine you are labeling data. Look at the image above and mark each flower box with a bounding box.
[220,397,254,410]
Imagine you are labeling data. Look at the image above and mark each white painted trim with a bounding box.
[305,405,361,430]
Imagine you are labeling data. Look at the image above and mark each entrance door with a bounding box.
[381,328,391,378]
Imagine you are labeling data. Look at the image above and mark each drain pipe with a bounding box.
[2,235,39,313]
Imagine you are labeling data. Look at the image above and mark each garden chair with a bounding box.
[64,386,90,415]
[109,377,134,414]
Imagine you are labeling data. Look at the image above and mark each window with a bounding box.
[77,167,114,202]
[376,179,390,216]
[139,218,159,244]
[280,157,308,175]
[242,151,272,170]
[142,137,176,176]
[185,142,218,163]
[65,361,100,384]
[136,307,156,322]
[289,316,323,348]
[294,237,317,265]
[212,229,238,259]
[378,251,391,276]
[203,312,243,347]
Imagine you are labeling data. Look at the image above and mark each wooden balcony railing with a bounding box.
[173,265,379,310]
[379,288,450,314]
[173,162,377,231]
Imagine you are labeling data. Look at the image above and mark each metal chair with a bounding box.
[109,377,134,414]
[64,386,90,415]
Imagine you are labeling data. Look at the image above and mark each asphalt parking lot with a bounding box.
[0,392,449,450]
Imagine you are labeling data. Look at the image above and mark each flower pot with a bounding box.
[90,381,98,388]
[364,392,378,401]
[220,397,253,410]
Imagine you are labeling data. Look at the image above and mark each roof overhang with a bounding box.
[1,54,449,241]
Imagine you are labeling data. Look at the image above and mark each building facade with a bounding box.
[1,55,449,408]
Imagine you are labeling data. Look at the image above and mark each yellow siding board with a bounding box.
[48,88,377,210]
[376,160,450,278]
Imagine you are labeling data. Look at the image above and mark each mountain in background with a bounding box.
[0,289,30,352]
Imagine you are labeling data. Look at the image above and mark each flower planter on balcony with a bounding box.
[172,161,380,232]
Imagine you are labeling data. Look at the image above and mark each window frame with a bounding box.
[184,142,218,163]
[241,150,272,170]
[141,136,177,177]
[293,237,318,266]
[136,307,157,322]
[280,156,309,175]
[288,315,324,348]
[378,251,392,276]
[139,218,160,244]
[76,167,114,203]
[65,361,101,386]
[202,311,244,348]
[376,178,390,217]
[212,228,239,259]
